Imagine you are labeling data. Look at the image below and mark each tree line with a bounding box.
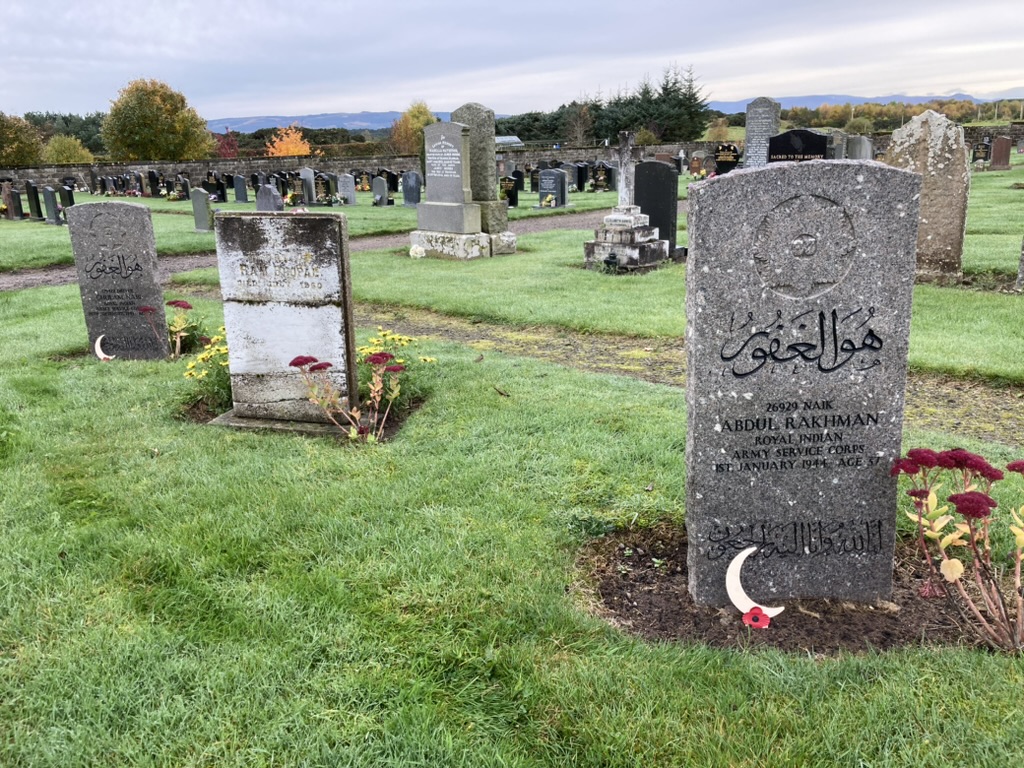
[3,75,1020,169]
[495,65,710,145]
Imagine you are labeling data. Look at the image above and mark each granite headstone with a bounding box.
[191,188,213,231]
[743,97,782,168]
[67,202,170,360]
[685,160,921,606]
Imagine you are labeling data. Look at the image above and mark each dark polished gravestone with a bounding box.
[499,176,519,208]
[25,181,44,221]
[685,160,921,607]
[768,129,828,163]
[713,143,741,174]
[536,168,568,208]
[972,141,991,163]
[66,202,170,360]
[634,160,679,254]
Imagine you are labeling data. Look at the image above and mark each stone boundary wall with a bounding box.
[0,154,421,189]
[4,124,1019,188]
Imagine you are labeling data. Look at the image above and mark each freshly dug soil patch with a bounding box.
[577,524,972,655]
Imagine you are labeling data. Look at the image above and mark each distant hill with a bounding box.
[207,111,451,133]
[706,92,1003,114]
[207,92,1022,132]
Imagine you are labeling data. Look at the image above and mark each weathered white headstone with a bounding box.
[215,212,357,422]
[883,110,969,281]
[67,202,170,360]
[685,160,921,606]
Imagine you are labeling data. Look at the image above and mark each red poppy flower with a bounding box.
[288,355,318,368]
[385,364,405,373]
[947,491,997,519]
[308,362,333,372]
[365,352,395,366]
[166,300,193,310]
[907,488,930,500]
[1005,460,1024,476]
[742,606,771,629]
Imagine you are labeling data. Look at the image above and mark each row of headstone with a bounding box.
[528,162,614,193]
[2,180,69,225]
[65,150,934,622]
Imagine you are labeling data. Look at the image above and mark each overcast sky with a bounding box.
[2,0,1021,120]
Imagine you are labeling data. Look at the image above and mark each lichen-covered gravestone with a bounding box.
[685,160,921,606]
[214,212,357,424]
[67,202,170,360]
[883,110,969,282]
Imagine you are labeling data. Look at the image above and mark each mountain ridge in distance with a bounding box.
[206,91,1023,133]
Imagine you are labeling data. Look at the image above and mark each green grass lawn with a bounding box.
[2,285,1024,766]
[3,157,1024,765]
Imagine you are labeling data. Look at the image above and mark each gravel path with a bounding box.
[0,206,619,292]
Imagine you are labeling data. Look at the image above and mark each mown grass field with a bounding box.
[1,157,1023,766]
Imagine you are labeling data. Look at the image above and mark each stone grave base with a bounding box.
[417,201,481,233]
[209,409,346,437]
[583,206,670,272]
[411,230,517,259]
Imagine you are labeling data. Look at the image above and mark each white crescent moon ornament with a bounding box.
[725,546,785,618]
[94,334,115,361]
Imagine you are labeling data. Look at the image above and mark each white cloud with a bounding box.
[0,0,1020,118]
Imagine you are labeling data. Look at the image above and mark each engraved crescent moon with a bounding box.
[93,334,115,361]
[725,545,785,618]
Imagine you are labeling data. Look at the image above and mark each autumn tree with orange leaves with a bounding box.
[265,124,318,157]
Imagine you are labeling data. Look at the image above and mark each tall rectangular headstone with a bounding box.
[215,212,357,423]
[339,173,356,205]
[43,187,63,225]
[989,135,1012,170]
[233,175,248,203]
[744,97,781,168]
[402,170,422,206]
[6,188,24,220]
[25,181,43,221]
[685,160,921,606]
[67,202,170,360]
[451,102,510,236]
[299,167,316,205]
[883,110,969,281]
[371,176,390,206]
[634,160,678,253]
[191,188,213,231]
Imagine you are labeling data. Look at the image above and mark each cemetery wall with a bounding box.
[0,154,421,189]
[5,124,1021,187]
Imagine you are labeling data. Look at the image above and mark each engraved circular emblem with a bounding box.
[752,195,855,298]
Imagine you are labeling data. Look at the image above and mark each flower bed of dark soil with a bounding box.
[577,523,974,656]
